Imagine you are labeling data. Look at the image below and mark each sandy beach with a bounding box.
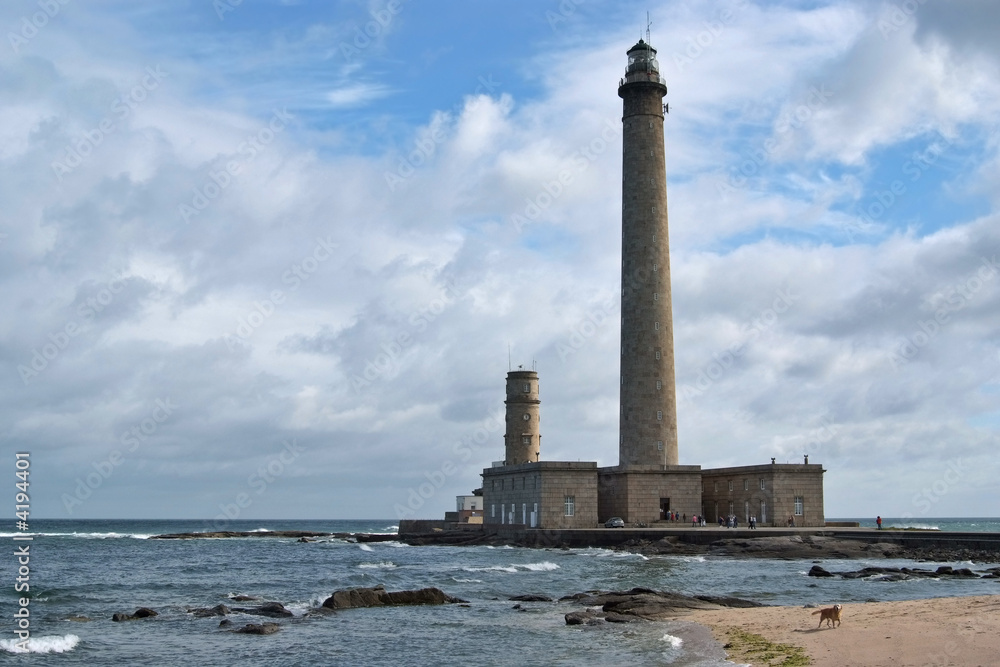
[682,594,1000,666]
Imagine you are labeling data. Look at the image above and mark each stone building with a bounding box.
[480,37,826,531]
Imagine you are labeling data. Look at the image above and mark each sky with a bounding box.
[3,0,998,523]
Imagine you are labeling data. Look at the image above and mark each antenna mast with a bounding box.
[645,12,653,73]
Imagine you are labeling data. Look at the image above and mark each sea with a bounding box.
[3,518,999,666]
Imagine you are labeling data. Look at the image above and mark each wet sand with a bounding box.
[682,594,1000,666]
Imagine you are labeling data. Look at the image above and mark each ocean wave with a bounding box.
[358,543,374,551]
[383,525,399,532]
[381,541,409,548]
[463,561,560,573]
[358,561,397,569]
[661,633,683,649]
[1,634,80,654]
[452,577,483,583]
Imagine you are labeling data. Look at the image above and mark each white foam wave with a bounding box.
[452,577,483,583]
[661,633,683,649]
[1,634,80,654]
[520,561,560,571]
[381,540,409,548]
[463,561,559,573]
[383,525,399,531]
[358,561,397,569]
[358,544,374,552]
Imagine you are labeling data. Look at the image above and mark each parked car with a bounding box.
[605,517,625,528]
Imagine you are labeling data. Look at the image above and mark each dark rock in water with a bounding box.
[231,601,293,618]
[564,589,763,621]
[511,604,521,610]
[936,566,953,575]
[322,586,465,610]
[953,568,976,577]
[509,594,553,602]
[229,595,258,602]
[604,612,641,623]
[808,565,834,577]
[112,608,158,622]
[233,622,281,635]
[565,610,601,625]
[219,619,232,628]
[189,604,230,617]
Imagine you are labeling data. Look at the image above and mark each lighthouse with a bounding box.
[618,39,678,468]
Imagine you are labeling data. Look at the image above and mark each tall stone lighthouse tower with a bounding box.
[618,39,678,468]
[504,369,540,465]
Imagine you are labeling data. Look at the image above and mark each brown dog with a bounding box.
[812,604,842,628]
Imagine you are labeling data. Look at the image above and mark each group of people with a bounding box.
[714,515,760,528]
[689,514,707,527]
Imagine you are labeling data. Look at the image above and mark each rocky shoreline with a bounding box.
[148,529,1000,563]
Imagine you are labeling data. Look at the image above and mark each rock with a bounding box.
[229,595,258,602]
[953,568,977,577]
[696,595,766,609]
[219,619,232,628]
[231,602,293,618]
[189,604,230,617]
[233,622,281,635]
[604,612,641,623]
[565,610,601,625]
[112,608,158,622]
[322,586,465,610]
[564,589,763,621]
[935,566,953,575]
[808,565,834,577]
[64,615,91,622]
[509,594,553,602]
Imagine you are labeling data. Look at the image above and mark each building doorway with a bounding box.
[659,498,670,521]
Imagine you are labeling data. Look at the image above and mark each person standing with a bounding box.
[876,515,882,530]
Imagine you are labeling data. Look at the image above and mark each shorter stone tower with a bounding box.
[504,369,540,465]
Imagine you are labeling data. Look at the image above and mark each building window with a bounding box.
[760,479,766,490]
[794,496,804,516]
[656,440,663,450]
[564,495,575,517]
[713,482,718,493]
[656,410,662,421]
[491,480,495,491]
[491,504,495,518]
[654,321,659,330]
[728,501,734,515]
[655,350,661,360]
[653,263,658,272]
[653,292,658,301]
[743,479,749,491]
[522,436,530,445]
[656,380,661,390]
[522,383,530,392]
[728,481,733,492]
